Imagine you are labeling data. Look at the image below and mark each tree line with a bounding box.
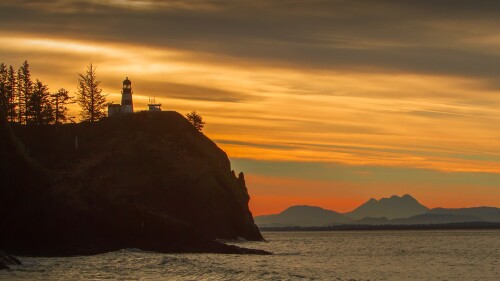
[1,61,206,131]
[0,61,73,125]
[0,61,108,125]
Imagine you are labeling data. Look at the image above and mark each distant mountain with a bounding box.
[350,207,500,225]
[255,196,500,229]
[345,194,429,220]
[254,205,352,227]
[351,217,390,225]
[427,207,500,222]
[392,214,482,225]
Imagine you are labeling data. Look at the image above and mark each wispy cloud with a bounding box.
[3,1,500,77]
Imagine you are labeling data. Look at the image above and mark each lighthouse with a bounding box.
[121,77,134,113]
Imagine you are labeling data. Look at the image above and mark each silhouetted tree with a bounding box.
[6,66,17,122]
[76,63,107,123]
[17,60,33,124]
[0,63,7,120]
[51,88,73,124]
[26,80,53,125]
[186,110,205,132]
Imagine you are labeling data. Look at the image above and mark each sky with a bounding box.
[1,0,500,215]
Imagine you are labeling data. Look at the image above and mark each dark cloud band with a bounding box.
[2,0,500,81]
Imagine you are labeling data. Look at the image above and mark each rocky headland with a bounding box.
[0,111,267,256]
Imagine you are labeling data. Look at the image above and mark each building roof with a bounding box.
[123,77,131,85]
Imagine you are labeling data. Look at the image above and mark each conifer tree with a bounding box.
[6,66,17,123]
[0,63,7,120]
[27,80,53,125]
[186,110,205,132]
[18,60,33,124]
[76,64,107,122]
[51,88,73,124]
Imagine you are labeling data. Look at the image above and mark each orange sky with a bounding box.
[245,174,500,216]
[1,0,499,214]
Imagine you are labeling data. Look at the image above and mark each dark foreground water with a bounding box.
[1,230,499,280]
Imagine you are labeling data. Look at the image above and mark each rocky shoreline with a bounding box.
[0,250,21,270]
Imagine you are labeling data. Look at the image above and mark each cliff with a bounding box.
[0,111,265,256]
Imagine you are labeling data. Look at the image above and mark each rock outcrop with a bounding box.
[0,250,21,270]
[0,111,266,256]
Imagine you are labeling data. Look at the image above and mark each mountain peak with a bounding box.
[402,194,416,200]
[281,205,337,216]
[255,205,351,227]
[285,205,325,211]
[346,194,429,220]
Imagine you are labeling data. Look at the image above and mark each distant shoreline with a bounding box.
[259,222,500,231]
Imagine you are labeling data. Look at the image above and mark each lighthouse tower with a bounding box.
[121,77,134,113]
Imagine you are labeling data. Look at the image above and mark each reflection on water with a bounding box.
[2,230,499,280]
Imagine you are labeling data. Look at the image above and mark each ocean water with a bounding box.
[1,230,499,280]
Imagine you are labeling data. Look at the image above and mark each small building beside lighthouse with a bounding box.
[108,77,134,117]
[147,97,162,112]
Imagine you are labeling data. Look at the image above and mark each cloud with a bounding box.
[232,159,500,188]
[2,0,500,80]
[138,81,251,102]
